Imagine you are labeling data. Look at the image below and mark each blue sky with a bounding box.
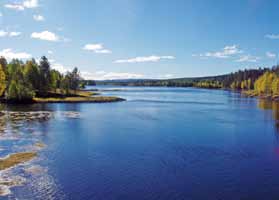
[0,0,278,80]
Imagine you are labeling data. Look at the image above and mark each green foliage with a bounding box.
[0,56,82,102]
[0,64,6,96]
[24,59,40,91]
[38,56,51,96]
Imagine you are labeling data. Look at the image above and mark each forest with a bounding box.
[97,66,278,91]
[0,56,82,102]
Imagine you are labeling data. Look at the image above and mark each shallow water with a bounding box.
[1,87,279,200]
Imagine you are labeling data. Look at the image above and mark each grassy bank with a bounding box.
[33,96,125,103]
[0,90,125,104]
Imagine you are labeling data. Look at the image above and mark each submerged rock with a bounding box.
[24,165,47,175]
[0,185,11,196]
[0,152,37,171]
[7,111,53,122]
[61,111,81,119]
[34,142,46,148]
[0,175,26,196]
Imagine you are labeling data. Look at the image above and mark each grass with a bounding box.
[0,152,37,171]
[33,89,125,103]
[48,89,99,97]
[33,96,125,103]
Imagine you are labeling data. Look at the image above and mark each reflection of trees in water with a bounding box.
[258,99,279,134]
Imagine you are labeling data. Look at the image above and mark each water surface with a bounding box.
[2,87,279,200]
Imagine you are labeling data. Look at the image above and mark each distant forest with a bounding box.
[94,65,279,92]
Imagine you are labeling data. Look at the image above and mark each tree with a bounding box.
[61,75,71,95]
[0,64,6,96]
[272,78,279,95]
[50,69,62,92]
[39,56,51,96]
[0,57,7,73]
[24,59,40,91]
[69,67,81,91]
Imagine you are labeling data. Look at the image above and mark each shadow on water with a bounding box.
[257,99,279,135]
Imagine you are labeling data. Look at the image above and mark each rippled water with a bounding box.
[1,87,279,200]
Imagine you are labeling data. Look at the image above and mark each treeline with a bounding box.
[0,56,82,102]
[95,66,275,90]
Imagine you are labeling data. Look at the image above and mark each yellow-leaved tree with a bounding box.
[0,64,6,97]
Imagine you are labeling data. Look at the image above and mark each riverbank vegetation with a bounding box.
[0,56,123,103]
[0,56,82,102]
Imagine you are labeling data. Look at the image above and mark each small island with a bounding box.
[0,56,124,103]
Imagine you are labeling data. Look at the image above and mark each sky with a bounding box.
[0,0,278,80]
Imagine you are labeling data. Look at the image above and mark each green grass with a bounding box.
[33,96,125,103]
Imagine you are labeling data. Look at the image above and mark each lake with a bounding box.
[1,87,279,200]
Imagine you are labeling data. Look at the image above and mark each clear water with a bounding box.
[2,87,279,200]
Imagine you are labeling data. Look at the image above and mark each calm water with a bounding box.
[2,87,279,200]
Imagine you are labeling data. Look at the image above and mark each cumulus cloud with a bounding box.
[33,15,45,21]
[31,31,59,41]
[47,50,53,54]
[5,0,38,11]
[83,43,111,54]
[81,71,144,80]
[52,62,70,73]
[114,55,175,63]
[23,0,39,8]
[0,30,8,37]
[265,34,279,39]
[194,45,243,59]
[236,55,260,63]
[0,30,21,37]
[0,13,3,17]
[0,49,31,60]
[266,51,276,58]
[9,32,21,37]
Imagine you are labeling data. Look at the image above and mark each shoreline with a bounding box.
[0,90,126,104]
[242,90,279,101]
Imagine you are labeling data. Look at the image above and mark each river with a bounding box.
[1,87,279,200]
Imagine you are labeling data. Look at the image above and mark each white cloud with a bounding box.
[0,30,8,37]
[266,51,276,58]
[0,48,31,60]
[0,30,21,37]
[5,4,25,11]
[33,15,45,21]
[236,55,260,63]
[0,13,3,17]
[5,0,39,11]
[23,0,39,8]
[52,62,70,73]
[265,34,279,39]
[47,50,53,54]
[195,45,243,59]
[83,43,111,54]
[81,71,144,80]
[114,55,175,63]
[9,32,21,37]
[161,74,174,79]
[31,31,59,42]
